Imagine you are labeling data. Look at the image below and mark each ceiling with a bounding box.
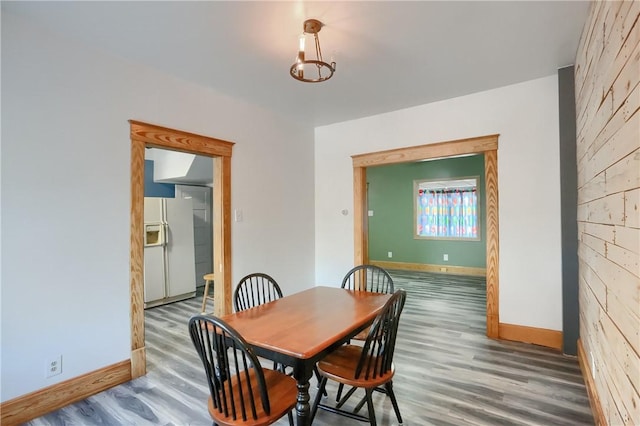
[3,1,591,127]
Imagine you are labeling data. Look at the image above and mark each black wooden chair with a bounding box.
[341,264,395,294]
[342,265,395,341]
[233,273,305,388]
[233,272,325,397]
[233,273,284,312]
[336,265,396,402]
[188,315,297,426]
[310,289,407,426]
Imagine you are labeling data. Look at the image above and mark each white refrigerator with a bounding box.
[143,197,196,308]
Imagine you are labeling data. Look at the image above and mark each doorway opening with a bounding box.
[143,148,214,305]
[351,134,500,338]
[129,120,234,378]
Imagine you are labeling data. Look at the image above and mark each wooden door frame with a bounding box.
[129,120,235,377]
[351,134,500,338]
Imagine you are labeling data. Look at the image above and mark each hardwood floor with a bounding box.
[25,271,593,425]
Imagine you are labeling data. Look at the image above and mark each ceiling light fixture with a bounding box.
[290,19,336,83]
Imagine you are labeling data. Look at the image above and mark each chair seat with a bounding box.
[208,368,297,426]
[316,345,395,389]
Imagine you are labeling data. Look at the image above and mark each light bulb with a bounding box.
[297,60,304,78]
[298,34,305,53]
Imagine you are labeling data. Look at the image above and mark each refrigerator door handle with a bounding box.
[163,222,169,246]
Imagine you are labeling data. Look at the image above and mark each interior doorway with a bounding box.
[129,120,234,378]
[144,148,213,292]
[351,134,500,338]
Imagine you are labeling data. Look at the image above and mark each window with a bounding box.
[414,177,480,240]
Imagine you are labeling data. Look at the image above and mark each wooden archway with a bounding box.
[352,134,500,338]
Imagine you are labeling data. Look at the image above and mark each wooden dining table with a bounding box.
[220,286,392,426]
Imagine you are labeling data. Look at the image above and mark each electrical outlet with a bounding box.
[46,355,62,378]
[388,251,393,258]
[443,254,449,261]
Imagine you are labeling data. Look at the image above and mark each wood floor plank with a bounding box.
[24,271,593,425]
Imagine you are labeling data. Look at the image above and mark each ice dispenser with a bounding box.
[144,222,165,247]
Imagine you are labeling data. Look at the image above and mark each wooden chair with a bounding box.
[233,273,284,312]
[342,265,394,339]
[342,264,394,294]
[188,315,297,426]
[311,289,407,426]
[233,272,325,396]
[232,274,295,376]
[336,265,396,402]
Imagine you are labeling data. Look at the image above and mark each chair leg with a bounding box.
[336,386,358,409]
[364,388,377,426]
[336,383,344,402]
[287,410,294,426]
[314,365,327,396]
[201,280,211,313]
[354,391,367,413]
[310,376,328,423]
[385,381,403,424]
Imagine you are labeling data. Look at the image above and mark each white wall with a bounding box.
[1,12,315,402]
[315,75,563,332]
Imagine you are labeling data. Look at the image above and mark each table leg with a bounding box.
[293,362,314,426]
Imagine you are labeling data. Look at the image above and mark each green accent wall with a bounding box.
[367,155,486,267]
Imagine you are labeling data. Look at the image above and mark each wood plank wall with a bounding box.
[574,2,640,425]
